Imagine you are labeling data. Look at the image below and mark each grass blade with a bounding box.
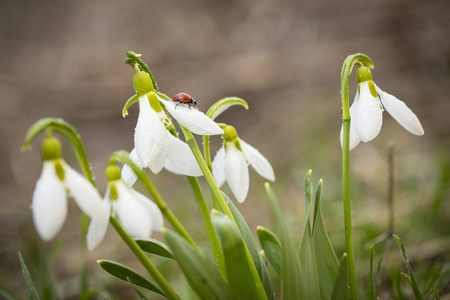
[331,254,349,300]
[212,210,268,300]
[393,234,424,300]
[368,245,375,300]
[18,252,40,300]
[257,226,282,274]
[223,191,274,300]
[312,179,339,300]
[298,171,320,300]
[265,182,305,299]
[163,229,235,300]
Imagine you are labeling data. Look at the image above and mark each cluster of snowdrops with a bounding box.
[20,52,427,299]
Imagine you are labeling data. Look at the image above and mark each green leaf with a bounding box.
[211,210,268,300]
[331,254,349,300]
[206,97,249,121]
[265,183,305,299]
[311,179,339,300]
[368,245,375,300]
[431,285,440,300]
[18,252,40,300]
[393,234,424,300]
[97,260,165,296]
[163,229,235,300]
[122,94,139,117]
[257,226,282,274]
[126,276,149,300]
[299,171,320,300]
[135,238,175,260]
[222,192,274,300]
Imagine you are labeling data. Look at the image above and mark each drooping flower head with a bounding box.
[31,136,107,241]
[127,70,223,181]
[340,66,424,150]
[86,165,163,250]
[212,125,275,203]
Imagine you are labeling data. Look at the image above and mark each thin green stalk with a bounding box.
[340,53,374,300]
[110,217,179,300]
[186,176,227,280]
[179,126,235,221]
[110,151,199,251]
[202,135,221,211]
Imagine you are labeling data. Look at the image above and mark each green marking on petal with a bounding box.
[54,160,65,181]
[148,92,163,113]
[367,80,378,98]
[110,183,119,201]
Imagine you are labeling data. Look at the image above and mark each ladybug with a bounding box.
[172,93,197,109]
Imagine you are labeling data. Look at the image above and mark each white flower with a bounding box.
[32,160,107,241]
[340,72,424,151]
[86,175,163,251]
[134,93,219,176]
[212,137,275,203]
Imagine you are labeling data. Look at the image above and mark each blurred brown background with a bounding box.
[1,0,449,298]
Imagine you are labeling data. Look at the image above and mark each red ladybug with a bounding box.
[172,93,197,109]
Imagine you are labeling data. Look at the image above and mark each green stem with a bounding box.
[186,176,227,280]
[179,126,235,221]
[340,53,374,300]
[110,217,179,300]
[202,135,221,211]
[125,51,159,92]
[110,151,199,251]
[22,118,96,186]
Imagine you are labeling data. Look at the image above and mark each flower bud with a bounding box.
[41,136,62,161]
[132,71,154,96]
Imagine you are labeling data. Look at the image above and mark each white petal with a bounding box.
[121,149,142,187]
[86,195,111,251]
[375,84,424,136]
[31,161,67,241]
[212,146,226,187]
[224,142,249,203]
[162,100,224,135]
[135,95,168,167]
[115,181,152,238]
[131,190,164,232]
[63,163,107,222]
[239,139,275,181]
[340,93,361,151]
[164,134,202,176]
[147,130,169,174]
[354,82,383,142]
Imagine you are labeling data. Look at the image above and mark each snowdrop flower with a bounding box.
[86,165,163,250]
[131,71,222,176]
[31,137,107,241]
[340,67,424,150]
[212,125,275,203]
